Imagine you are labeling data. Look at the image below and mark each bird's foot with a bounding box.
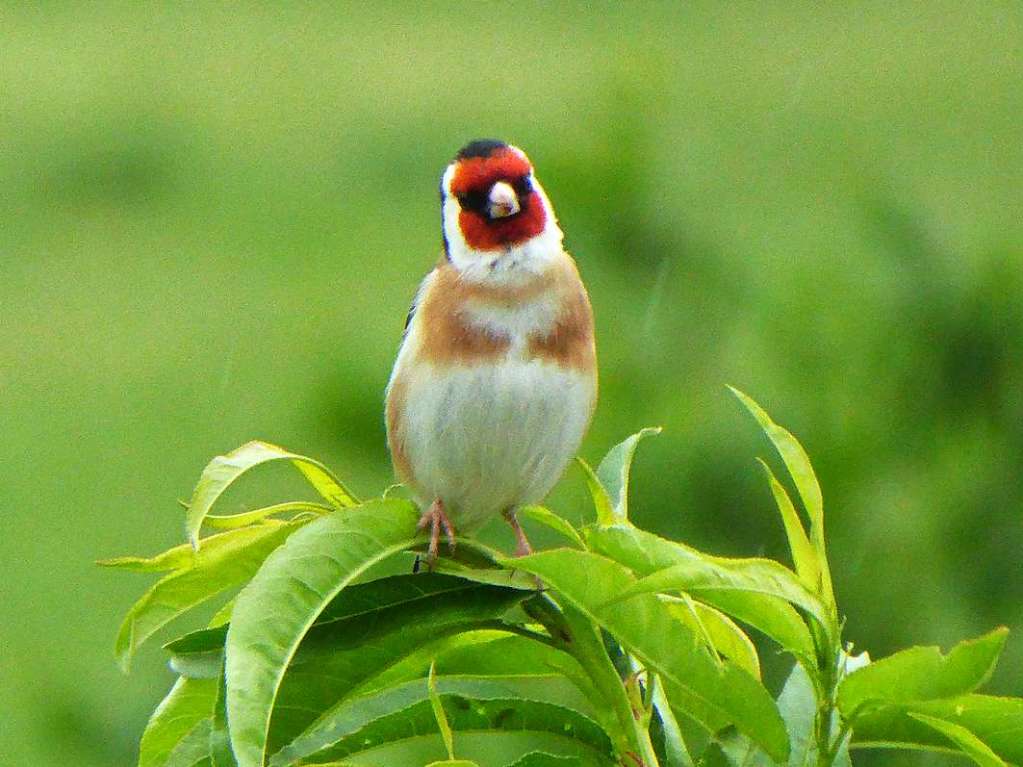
[503,509,533,557]
[417,498,455,570]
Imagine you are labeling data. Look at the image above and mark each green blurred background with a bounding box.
[2,3,1021,765]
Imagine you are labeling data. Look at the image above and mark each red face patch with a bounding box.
[450,149,547,251]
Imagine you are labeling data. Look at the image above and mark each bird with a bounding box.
[385,139,597,565]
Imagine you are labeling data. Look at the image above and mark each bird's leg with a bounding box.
[417,498,455,570]
[502,508,533,557]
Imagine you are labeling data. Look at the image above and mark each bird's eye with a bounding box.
[457,190,488,214]
[513,175,532,196]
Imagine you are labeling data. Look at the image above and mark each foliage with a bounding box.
[105,392,1022,766]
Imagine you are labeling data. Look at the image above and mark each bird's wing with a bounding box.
[402,264,442,339]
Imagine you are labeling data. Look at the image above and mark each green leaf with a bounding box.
[306,731,612,767]
[586,525,816,665]
[115,521,302,671]
[908,714,1006,767]
[651,675,694,767]
[282,674,604,766]
[756,459,820,593]
[729,387,834,606]
[666,598,760,680]
[298,691,612,767]
[505,755,584,767]
[211,670,238,767]
[593,427,661,523]
[268,581,542,763]
[776,662,816,767]
[850,694,1023,763]
[205,501,331,529]
[98,545,195,573]
[504,549,790,762]
[429,662,457,760]
[139,676,217,767]
[610,555,829,634]
[837,629,1009,717]
[224,499,421,767]
[517,506,585,549]
[576,459,614,527]
[185,441,357,548]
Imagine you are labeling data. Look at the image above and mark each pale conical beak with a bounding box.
[487,181,520,219]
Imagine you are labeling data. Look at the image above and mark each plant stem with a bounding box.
[526,595,660,766]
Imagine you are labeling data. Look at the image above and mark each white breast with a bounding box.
[398,357,595,530]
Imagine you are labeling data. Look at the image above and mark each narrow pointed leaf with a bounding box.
[429,663,456,760]
[837,629,1009,716]
[205,501,331,529]
[908,714,1006,767]
[224,499,421,767]
[577,458,614,526]
[115,521,302,671]
[186,441,356,548]
[756,459,820,592]
[729,387,833,606]
[593,427,661,523]
[98,544,195,573]
[139,677,217,767]
[504,549,790,762]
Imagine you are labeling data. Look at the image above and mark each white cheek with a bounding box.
[441,177,564,288]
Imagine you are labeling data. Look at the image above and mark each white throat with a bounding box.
[440,164,565,288]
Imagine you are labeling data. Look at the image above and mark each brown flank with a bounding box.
[527,273,596,370]
[384,375,416,488]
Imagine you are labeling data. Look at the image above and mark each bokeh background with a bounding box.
[3,3,1021,765]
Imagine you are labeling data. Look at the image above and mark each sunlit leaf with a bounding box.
[593,427,661,523]
[756,459,819,593]
[139,676,217,767]
[504,549,790,762]
[576,459,614,527]
[665,597,760,679]
[185,441,356,548]
[518,506,586,549]
[205,501,331,529]
[224,499,421,767]
[98,544,195,573]
[610,555,829,635]
[908,714,1006,767]
[586,525,816,665]
[837,629,1009,717]
[115,521,302,671]
[429,662,457,760]
[729,387,834,606]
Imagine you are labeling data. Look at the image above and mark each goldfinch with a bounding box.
[385,139,597,563]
